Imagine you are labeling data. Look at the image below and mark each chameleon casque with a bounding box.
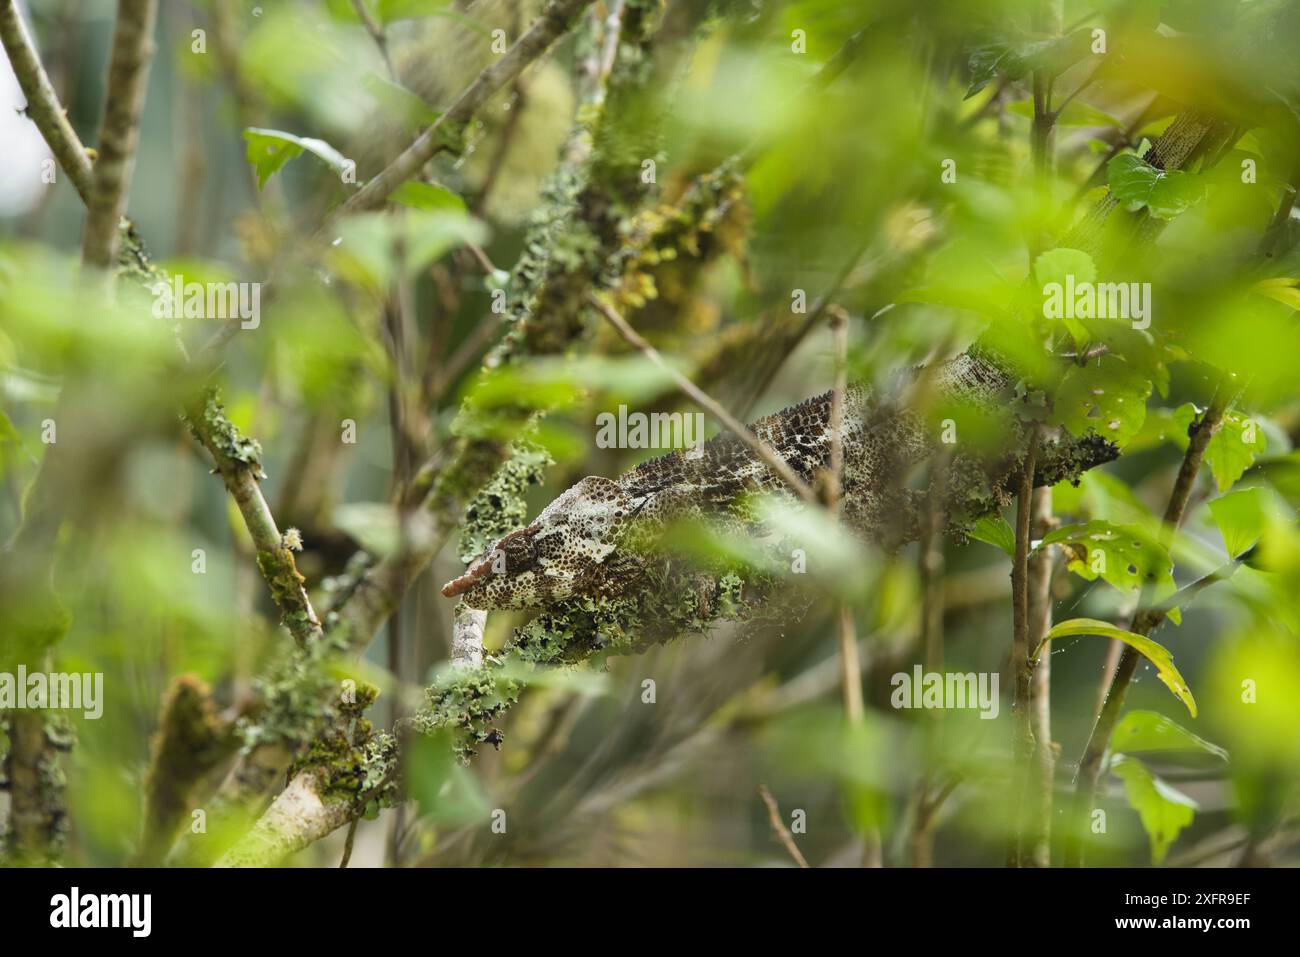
[441,347,1119,614]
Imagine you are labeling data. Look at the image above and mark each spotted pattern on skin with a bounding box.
[444,351,1116,611]
[444,476,647,610]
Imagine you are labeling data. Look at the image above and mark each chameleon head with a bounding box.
[441,476,644,610]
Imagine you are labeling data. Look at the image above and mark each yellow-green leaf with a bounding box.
[1034,617,1197,717]
[1208,486,1268,558]
[1111,754,1197,864]
[1040,520,1175,600]
[1051,356,1151,449]
[1206,411,1267,492]
[1112,710,1228,761]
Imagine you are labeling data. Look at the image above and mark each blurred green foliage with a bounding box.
[0,0,1298,868]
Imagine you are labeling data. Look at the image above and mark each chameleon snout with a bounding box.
[440,556,493,598]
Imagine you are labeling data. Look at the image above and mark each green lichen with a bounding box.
[116,217,165,289]
[186,387,264,473]
[408,661,526,759]
[255,546,311,631]
[486,0,665,365]
[240,624,353,753]
[0,713,72,864]
[459,441,552,563]
[423,432,511,523]
[291,681,399,808]
[409,551,789,759]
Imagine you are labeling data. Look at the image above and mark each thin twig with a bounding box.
[472,81,527,215]
[757,785,810,868]
[337,0,597,217]
[1064,391,1228,866]
[1024,485,1056,867]
[339,819,359,867]
[451,602,486,669]
[586,293,818,502]
[911,442,949,868]
[825,308,864,721]
[81,0,159,270]
[1050,62,1100,121]
[187,394,325,647]
[1007,425,1041,867]
[0,0,94,201]
[349,0,396,82]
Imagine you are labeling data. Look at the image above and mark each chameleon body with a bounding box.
[442,350,1118,611]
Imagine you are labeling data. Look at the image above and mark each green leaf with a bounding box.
[1146,172,1207,220]
[968,514,1015,557]
[329,210,486,291]
[1107,154,1158,210]
[374,0,456,25]
[1051,355,1151,448]
[1008,97,1123,128]
[1206,411,1267,492]
[1106,153,1205,220]
[407,729,490,826]
[965,41,1013,98]
[0,408,24,480]
[391,179,466,214]
[964,30,1094,99]
[1041,522,1165,592]
[1034,617,1196,717]
[1208,486,1268,558]
[242,128,353,189]
[361,75,440,133]
[1129,402,1196,454]
[1034,247,1095,345]
[1034,247,1096,289]
[1112,754,1197,864]
[333,502,399,556]
[1253,276,1300,311]
[1051,470,1160,530]
[1112,710,1228,761]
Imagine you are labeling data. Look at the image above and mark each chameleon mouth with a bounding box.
[440,557,493,598]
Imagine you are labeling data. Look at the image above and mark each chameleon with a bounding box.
[441,348,1119,612]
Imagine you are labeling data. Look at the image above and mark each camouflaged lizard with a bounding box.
[441,349,1118,612]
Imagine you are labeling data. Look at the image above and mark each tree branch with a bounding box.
[1063,392,1228,866]
[0,0,94,201]
[586,292,818,503]
[185,391,324,647]
[349,0,395,82]
[1007,425,1041,867]
[757,785,810,868]
[80,0,158,271]
[337,0,597,217]
[1024,485,1056,867]
[135,675,241,865]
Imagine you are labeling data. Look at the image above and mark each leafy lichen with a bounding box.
[408,661,525,759]
[186,387,264,474]
[458,440,552,564]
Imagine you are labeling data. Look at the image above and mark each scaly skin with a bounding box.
[442,349,1118,610]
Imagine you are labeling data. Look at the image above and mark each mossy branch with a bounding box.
[135,675,241,865]
[185,389,324,647]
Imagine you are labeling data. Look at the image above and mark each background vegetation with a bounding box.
[1,0,1298,867]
